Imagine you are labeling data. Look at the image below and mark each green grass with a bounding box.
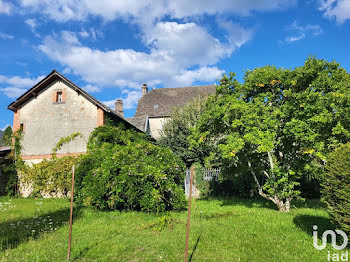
[0,196,343,261]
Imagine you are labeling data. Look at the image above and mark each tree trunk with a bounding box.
[275,199,290,212]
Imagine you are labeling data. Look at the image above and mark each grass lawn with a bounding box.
[0,196,343,261]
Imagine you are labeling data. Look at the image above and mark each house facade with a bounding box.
[8,70,138,166]
[127,84,216,139]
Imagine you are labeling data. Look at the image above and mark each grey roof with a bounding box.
[134,85,216,117]
[126,116,147,131]
[7,70,143,132]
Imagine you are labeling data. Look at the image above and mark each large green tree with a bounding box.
[1,126,12,146]
[158,96,211,167]
[192,57,350,211]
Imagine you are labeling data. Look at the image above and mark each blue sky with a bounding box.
[0,0,350,129]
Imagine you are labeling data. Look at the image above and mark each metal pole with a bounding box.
[67,165,75,261]
[193,167,197,210]
[184,166,194,262]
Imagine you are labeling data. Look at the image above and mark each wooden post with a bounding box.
[67,165,75,261]
[184,166,194,262]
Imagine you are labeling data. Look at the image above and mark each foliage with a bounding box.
[21,133,82,197]
[0,155,17,196]
[0,129,23,196]
[22,156,78,197]
[75,124,186,213]
[322,143,350,234]
[51,133,83,157]
[1,126,12,146]
[158,96,211,167]
[191,57,350,211]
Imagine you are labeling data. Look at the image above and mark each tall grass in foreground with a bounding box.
[0,197,344,261]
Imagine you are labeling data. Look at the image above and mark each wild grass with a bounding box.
[0,196,343,261]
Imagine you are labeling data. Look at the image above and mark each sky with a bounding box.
[0,0,350,130]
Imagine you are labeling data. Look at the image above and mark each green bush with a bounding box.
[22,156,78,197]
[322,143,350,233]
[20,133,82,197]
[0,155,17,196]
[75,124,186,213]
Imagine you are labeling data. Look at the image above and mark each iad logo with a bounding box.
[313,225,348,261]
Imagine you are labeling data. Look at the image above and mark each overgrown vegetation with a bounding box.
[0,129,22,196]
[190,57,350,211]
[322,143,350,234]
[21,133,82,197]
[0,155,17,196]
[158,97,210,167]
[1,126,12,146]
[75,124,186,213]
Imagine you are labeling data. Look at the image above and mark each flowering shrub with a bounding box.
[75,124,186,212]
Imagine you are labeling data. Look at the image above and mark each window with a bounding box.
[53,90,65,103]
[57,91,63,102]
[20,123,24,131]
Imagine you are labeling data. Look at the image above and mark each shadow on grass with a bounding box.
[293,215,335,238]
[0,207,82,251]
[218,197,326,211]
[189,233,201,262]
[219,197,276,210]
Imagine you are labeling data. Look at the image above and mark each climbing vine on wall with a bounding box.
[21,132,83,197]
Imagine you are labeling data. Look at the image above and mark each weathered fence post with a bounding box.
[67,165,75,261]
[184,166,194,262]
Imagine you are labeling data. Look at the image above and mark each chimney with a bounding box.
[115,99,124,117]
[142,83,148,96]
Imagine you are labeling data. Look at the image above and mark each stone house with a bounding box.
[7,70,139,166]
[127,84,216,139]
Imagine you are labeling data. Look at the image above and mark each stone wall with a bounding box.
[17,79,98,161]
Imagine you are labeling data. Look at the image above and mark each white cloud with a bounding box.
[79,30,89,38]
[102,90,142,111]
[0,87,27,98]
[0,74,45,98]
[101,100,115,109]
[319,0,350,24]
[121,90,142,109]
[0,0,12,14]
[173,67,224,87]
[38,25,230,89]
[143,22,232,66]
[0,32,14,40]
[217,19,254,48]
[20,0,295,24]
[82,84,101,93]
[284,21,323,43]
[25,18,36,30]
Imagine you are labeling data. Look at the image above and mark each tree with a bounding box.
[158,96,211,167]
[1,126,12,146]
[192,57,350,211]
[322,143,350,234]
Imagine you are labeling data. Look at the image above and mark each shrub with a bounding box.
[20,133,82,197]
[75,125,186,213]
[0,155,17,196]
[322,143,350,233]
[22,156,78,197]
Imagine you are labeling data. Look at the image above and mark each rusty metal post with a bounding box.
[193,167,197,210]
[67,165,75,261]
[184,166,194,262]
